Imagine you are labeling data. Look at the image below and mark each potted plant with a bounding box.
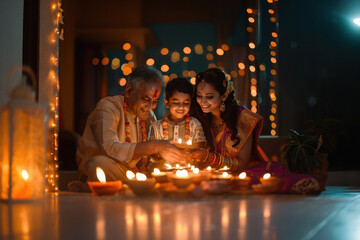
[281,129,326,191]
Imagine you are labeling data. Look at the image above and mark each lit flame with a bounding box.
[136,173,147,181]
[222,166,228,170]
[222,172,229,178]
[176,170,189,178]
[206,166,211,171]
[175,164,180,169]
[186,139,192,145]
[96,167,106,183]
[187,163,191,167]
[191,165,195,171]
[165,163,172,169]
[177,138,182,144]
[263,173,271,180]
[153,168,160,175]
[22,170,29,181]
[239,172,247,179]
[126,170,135,180]
[193,168,199,174]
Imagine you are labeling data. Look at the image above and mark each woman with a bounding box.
[190,68,320,194]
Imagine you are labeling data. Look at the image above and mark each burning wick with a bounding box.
[126,170,135,180]
[96,167,106,183]
[176,164,180,169]
[206,166,211,171]
[153,168,160,175]
[263,173,271,179]
[177,138,182,144]
[239,172,247,179]
[186,139,192,145]
[222,172,229,178]
[136,173,147,181]
[193,168,199,174]
[176,169,189,178]
[165,163,172,169]
[22,170,29,181]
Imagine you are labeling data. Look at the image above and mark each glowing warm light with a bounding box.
[247,27,253,32]
[270,69,277,75]
[118,78,126,86]
[126,170,135,180]
[191,166,195,171]
[207,45,213,52]
[248,55,255,61]
[193,168,199,174]
[249,66,256,72]
[259,64,265,71]
[165,164,172,169]
[208,63,216,68]
[183,47,191,54]
[177,138,182,144]
[263,173,271,180]
[161,64,169,72]
[190,77,196,85]
[221,44,229,51]
[176,164,180,169]
[169,73,178,80]
[206,53,214,60]
[271,130,276,136]
[238,69,245,76]
[246,8,253,14]
[164,75,169,83]
[216,48,224,56]
[238,63,245,70]
[249,43,255,49]
[112,58,120,66]
[194,44,204,54]
[269,115,275,121]
[270,41,277,47]
[206,166,211,171]
[123,43,131,51]
[146,58,155,66]
[153,168,160,175]
[268,9,274,14]
[248,17,255,23]
[122,64,132,76]
[222,172,229,178]
[92,58,99,65]
[94,168,106,185]
[171,51,180,62]
[176,170,189,178]
[230,70,237,78]
[271,57,277,63]
[270,51,276,56]
[270,17,277,23]
[101,57,109,65]
[136,173,147,181]
[222,166,228,170]
[183,56,189,62]
[161,48,169,55]
[22,170,29,181]
[272,32,278,38]
[186,139,192,145]
[354,18,360,27]
[239,172,247,179]
[125,53,133,61]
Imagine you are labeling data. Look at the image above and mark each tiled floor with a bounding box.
[1,186,360,240]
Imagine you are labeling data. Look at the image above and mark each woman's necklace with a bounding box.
[162,113,191,141]
[123,102,148,172]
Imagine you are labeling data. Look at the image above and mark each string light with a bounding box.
[267,0,279,136]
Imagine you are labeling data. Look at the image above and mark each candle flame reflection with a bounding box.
[96,167,106,183]
[21,170,29,181]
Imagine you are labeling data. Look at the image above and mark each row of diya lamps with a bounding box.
[88,164,282,196]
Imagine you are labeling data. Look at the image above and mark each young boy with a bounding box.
[149,78,206,170]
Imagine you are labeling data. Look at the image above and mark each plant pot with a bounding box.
[311,153,329,191]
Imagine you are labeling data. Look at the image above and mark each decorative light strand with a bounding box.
[46,0,64,193]
[267,0,279,136]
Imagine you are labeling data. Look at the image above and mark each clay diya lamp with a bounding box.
[211,171,232,183]
[125,171,156,196]
[253,173,282,193]
[151,168,169,183]
[169,169,193,189]
[88,167,122,196]
[233,172,251,190]
[191,168,211,185]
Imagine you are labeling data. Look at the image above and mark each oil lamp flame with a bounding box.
[136,173,147,181]
[177,138,182,144]
[96,167,106,183]
[126,170,135,180]
[193,168,199,174]
[263,173,271,180]
[239,172,247,179]
[176,169,188,177]
[186,139,192,145]
[165,163,172,169]
[222,172,229,178]
[206,166,211,171]
[21,170,29,181]
[153,168,160,175]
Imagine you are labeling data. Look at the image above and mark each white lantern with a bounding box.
[0,66,48,201]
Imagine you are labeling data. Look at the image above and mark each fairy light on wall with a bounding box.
[267,0,279,136]
[45,0,64,193]
[246,7,259,113]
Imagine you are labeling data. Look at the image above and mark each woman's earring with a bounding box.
[220,100,225,112]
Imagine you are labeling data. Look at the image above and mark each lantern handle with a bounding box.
[6,65,37,96]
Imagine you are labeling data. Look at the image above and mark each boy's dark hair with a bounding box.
[165,78,194,100]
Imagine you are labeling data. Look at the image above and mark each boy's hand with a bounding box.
[158,141,189,164]
[190,148,209,162]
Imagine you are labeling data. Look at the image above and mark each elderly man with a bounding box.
[69,66,187,191]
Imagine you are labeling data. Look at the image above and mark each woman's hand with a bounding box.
[190,148,209,163]
[157,141,189,164]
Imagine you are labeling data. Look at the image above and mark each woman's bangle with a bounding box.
[202,149,210,162]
